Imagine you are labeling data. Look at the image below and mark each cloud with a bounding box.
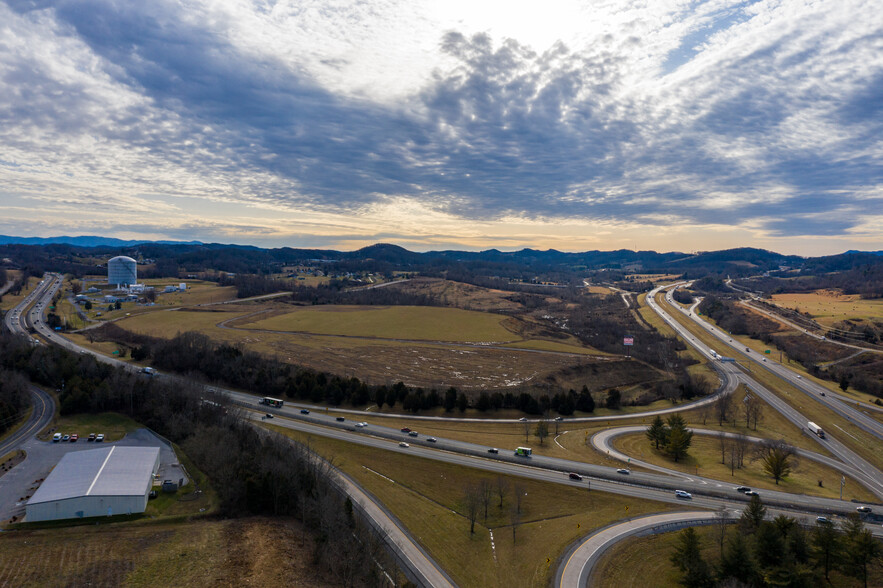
[0,0,880,248]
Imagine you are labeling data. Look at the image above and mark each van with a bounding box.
[52,433,62,442]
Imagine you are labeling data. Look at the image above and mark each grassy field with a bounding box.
[74,280,236,324]
[242,305,519,342]
[0,276,38,311]
[611,433,876,502]
[39,412,145,443]
[770,290,883,326]
[267,425,678,588]
[0,516,342,587]
[591,523,883,587]
[655,291,883,472]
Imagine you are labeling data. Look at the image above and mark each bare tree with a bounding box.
[718,431,729,464]
[733,432,749,468]
[725,443,738,475]
[495,475,509,508]
[714,505,730,558]
[479,478,493,521]
[522,420,531,442]
[698,402,711,426]
[510,505,521,543]
[463,483,483,534]
[748,400,763,431]
[715,393,732,426]
[535,420,549,445]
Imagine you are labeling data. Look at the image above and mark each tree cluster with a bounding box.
[645,414,693,462]
[671,495,881,588]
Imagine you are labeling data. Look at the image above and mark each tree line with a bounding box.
[670,495,880,587]
[0,330,400,586]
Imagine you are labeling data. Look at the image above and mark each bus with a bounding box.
[260,397,284,408]
[515,447,532,457]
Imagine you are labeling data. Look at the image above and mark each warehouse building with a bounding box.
[26,446,160,522]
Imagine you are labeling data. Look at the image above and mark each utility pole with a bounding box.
[840,476,845,500]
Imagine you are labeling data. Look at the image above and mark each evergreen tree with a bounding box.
[755,521,786,569]
[646,415,668,449]
[842,513,881,588]
[811,522,841,581]
[740,494,767,532]
[665,413,693,462]
[719,532,756,585]
[576,385,595,413]
[670,527,714,588]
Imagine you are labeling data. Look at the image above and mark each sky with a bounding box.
[0,0,881,255]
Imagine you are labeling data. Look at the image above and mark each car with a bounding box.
[796,375,802,379]
[616,468,630,475]
[52,433,62,442]
[518,417,527,422]
[300,409,310,414]
[354,422,366,428]
[359,422,368,427]
[265,413,274,419]
[735,486,751,493]
[569,472,583,481]
[487,448,499,454]
[408,431,418,437]
[745,347,750,352]
[820,392,825,396]
[554,416,563,421]
[87,433,96,442]
[427,437,437,443]
[335,416,345,422]
[856,506,873,513]
[816,516,831,524]
[70,433,78,442]
[675,490,692,499]
[400,427,411,433]
[744,490,758,496]
[95,433,105,442]
[399,442,409,448]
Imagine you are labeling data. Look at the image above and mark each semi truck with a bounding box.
[808,421,825,439]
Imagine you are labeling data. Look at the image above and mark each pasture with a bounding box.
[770,290,883,326]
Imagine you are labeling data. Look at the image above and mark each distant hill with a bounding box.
[0,235,202,247]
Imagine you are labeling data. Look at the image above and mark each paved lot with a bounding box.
[0,428,187,523]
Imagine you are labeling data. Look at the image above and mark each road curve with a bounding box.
[0,387,54,457]
[592,425,875,494]
[556,510,725,588]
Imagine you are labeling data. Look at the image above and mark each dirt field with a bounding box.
[0,517,344,587]
[771,290,883,326]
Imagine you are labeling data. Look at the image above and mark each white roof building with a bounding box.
[26,446,160,522]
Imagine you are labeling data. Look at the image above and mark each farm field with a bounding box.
[241,305,519,342]
[770,290,883,326]
[268,425,677,588]
[111,303,658,391]
[611,433,876,502]
[0,517,342,587]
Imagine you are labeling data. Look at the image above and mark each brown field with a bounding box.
[0,276,39,311]
[0,517,344,588]
[270,425,677,588]
[771,290,883,326]
[109,300,661,392]
[394,277,525,312]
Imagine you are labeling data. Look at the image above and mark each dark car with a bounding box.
[300,409,310,414]
[569,472,583,481]
[265,413,274,419]
[735,486,751,493]
[400,427,411,433]
[335,416,345,422]
[487,448,499,454]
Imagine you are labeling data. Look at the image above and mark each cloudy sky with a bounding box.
[0,0,881,254]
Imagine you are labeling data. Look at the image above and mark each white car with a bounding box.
[399,442,409,448]
[52,433,62,442]
[856,506,872,513]
[354,422,366,428]
[616,468,630,475]
[675,490,692,499]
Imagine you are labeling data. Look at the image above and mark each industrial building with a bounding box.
[107,255,137,286]
[26,446,160,522]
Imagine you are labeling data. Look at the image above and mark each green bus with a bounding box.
[515,447,532,457]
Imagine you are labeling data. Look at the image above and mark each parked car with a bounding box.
[569,472,583,481]
[70,433,78,442]
[87,433,96,442]
[675,490,692,499]
[52,433,62,442]
[487,448,499,454]
[427,437,437,443]
[335,416,345,422]
[300,409,310,414]
[617,468,630,475]
[856,506,873,513]
[95,433,105,442]
[399,442,410,448]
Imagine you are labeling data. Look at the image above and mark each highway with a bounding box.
[645,285,883,500]
[10,273,883,587]
[668,289,883,441]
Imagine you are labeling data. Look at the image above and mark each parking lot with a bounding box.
[0,429,187,523]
